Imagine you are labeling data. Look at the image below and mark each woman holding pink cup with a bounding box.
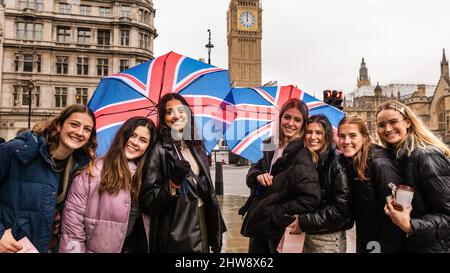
[376,101,450,253]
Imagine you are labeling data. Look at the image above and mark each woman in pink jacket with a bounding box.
[58,116,156,253]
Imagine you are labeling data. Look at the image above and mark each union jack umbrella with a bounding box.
[88,51,234,156]
[224,85,345,162]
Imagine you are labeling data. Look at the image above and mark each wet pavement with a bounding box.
[217,195,356,253]
[214,166,356,253]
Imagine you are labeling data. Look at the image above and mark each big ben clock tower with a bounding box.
[227,0,262,87]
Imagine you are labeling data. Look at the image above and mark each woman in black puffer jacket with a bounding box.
[288,115,353,253]
[337,116,406,253]
[377,101,450,253]
[240,98,321,253]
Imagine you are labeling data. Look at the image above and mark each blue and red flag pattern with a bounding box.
[224,85,345,162]
[88,51,233,156]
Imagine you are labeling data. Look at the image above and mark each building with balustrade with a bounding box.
[0,0,156,140]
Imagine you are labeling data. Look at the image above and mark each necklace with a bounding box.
[51,163,65,173]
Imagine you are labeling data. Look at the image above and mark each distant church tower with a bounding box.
[357,58,371,87]
[227,0,262,87]
[441,49,449,81]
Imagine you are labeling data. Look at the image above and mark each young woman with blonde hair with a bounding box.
[376,100,450,252]
[337,116,405,253]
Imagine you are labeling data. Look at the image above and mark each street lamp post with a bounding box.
[205,29,214,65]
[26,81,35,129]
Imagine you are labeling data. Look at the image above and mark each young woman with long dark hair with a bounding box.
[59,117,156,253]
[140,93,226,253]
[240,98,321,253]
[288,114,352,253]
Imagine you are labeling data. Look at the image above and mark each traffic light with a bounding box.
[333,90,344,110]
[323,90,334,105]
[323,90,344,110]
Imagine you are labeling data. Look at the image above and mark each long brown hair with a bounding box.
[278,98,309,147]
[304,115,333,164]
[32,104,97,174]
[99,117,156,203]
[376,100,450,157]
[338,116,372,181]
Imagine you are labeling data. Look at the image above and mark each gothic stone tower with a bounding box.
[357,58,371,88]
[227,0,262,87]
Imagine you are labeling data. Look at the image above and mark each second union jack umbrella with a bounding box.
[224,85,345,162]
[88,51,234,156]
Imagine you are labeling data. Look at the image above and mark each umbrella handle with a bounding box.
[173,143,182,160]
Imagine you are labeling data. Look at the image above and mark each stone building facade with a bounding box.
[345,51,450,144]
[0,0,156,140]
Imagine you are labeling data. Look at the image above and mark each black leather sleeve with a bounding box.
[139,143,178,215]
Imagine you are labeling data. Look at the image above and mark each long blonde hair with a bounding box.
[338,116,372,181]
[375,100,450,157]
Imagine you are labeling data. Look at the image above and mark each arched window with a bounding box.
[438,98,445,130]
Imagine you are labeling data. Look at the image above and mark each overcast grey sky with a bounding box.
[154,0,450,97]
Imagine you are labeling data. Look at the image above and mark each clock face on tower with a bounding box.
[239,11,256,28]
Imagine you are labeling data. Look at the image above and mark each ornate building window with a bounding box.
[23,54,33,72]
[14,53,41,73]
[120,59,129,71]
[97,58,109,76]
[79,5,91,16]
[99,7,111,17]
[13,85,39,107]
[77,57,89,75]
[19,0,43,11]
[139,9,150,24]
[55,87,67,108]
[56,56,68,74]
[120,29,129,46]
[59,3,71,14]
[57,26,71,43]
[138,30,150,49]
[75,88,88,105]
[97,29,110,46]
[16,22,42,40]
[438,98,445,130]
[121,5,130,17]
[77,28,91,44]
[13,85,20,106]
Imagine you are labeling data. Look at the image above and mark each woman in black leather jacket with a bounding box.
[240,98,321,253]
[377,101,450,253]
[337,116,405,253]
[289,115,352,253]
[140,93,226,253]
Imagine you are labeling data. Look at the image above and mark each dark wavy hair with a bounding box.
[32,104,97,173]
[278,98,309,147]
[100,117,156,203]
[304,114,333,164]
[157,93,202,148]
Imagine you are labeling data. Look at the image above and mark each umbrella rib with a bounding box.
[95,106,154,118]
